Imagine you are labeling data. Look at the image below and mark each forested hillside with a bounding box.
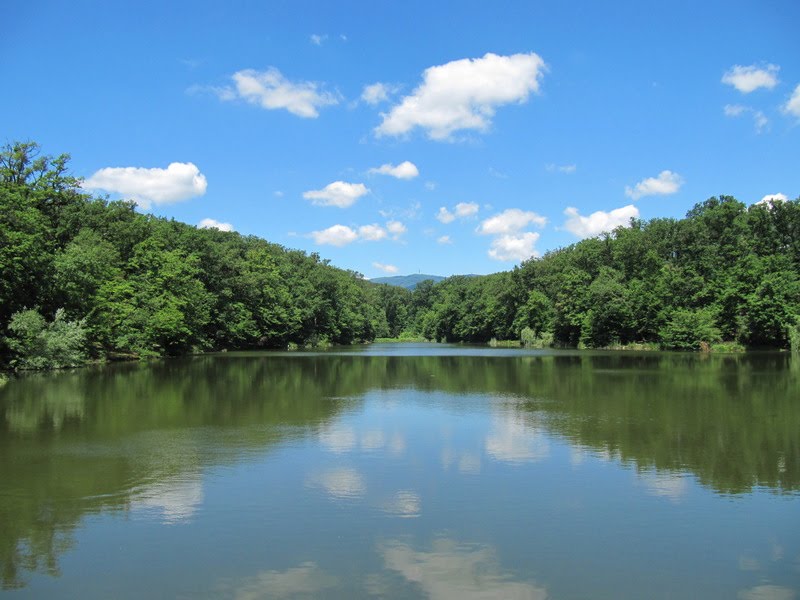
[1,142,798,370]
[399,195,800,350]
[0,142,394,369]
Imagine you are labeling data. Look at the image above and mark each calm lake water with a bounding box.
[1,344,798,599]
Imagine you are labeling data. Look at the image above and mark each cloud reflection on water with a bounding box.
[307,467,366,500]
[638,470,688,502]
[381,537,548,600]
[133,475,204,524]
[318,425,357,453]
[485,413,549,464]
[230,561,338,599]
[737,584,796,600]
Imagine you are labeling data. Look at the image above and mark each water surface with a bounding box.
[1,344,798,598]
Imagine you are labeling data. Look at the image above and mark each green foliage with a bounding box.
[5,309,87,369]
[659,308,722,351]
[513,290,551,337]
[789,319,800,355]
[2,141,798,366]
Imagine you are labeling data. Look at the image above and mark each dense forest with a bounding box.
[1,142,799,369]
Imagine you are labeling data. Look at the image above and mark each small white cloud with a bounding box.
[303,181,369,208]
[83,162,207,209]
[373,262,398,274]
[563,205,639,238]
[274,190,285,198]
[488,232,541,261]
[455,201,479,218]
[625,170,683,200]
[361,82,399,105]
[724,104,747,117]
[197,218,234,232]
[376,52,547,140]
[424,181,437,191]
[310,224,359,246]
[437,235,453,245]
[724,104,769,133]
[545,163,576,174]
[310,33,328,46]
[359,224,388,241]
[436,207,455,224]
[782,83,800,118]
[386,220,407,239]
[437,202,479,224]
[310,221,404,246]
[722,64,780,93]
[753,110,768,133]
[369,161,419,179]
[477,208,547,235]
[488,167,508,179]
[218,67,339,118]
[757,193,788,205]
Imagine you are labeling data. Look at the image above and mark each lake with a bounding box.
[1,344,798,598]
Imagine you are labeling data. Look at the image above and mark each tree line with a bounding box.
[1,142,798,369]
[394,194,800,351]
[1,142,392,369]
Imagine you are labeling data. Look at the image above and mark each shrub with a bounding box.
[659,308,721,351]
[5,308,87,369]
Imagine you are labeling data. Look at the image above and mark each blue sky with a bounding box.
[3,0,799,277]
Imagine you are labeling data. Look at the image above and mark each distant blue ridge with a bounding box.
[370,274,445,289]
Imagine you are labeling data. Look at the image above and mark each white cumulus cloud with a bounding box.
[309,34,328,46]
[437,202,480,224]
[83,162,207,209]
[369,161,419,179]
[563,205,639,238]
[386,220,407,239]
[218,67,339,118]
[455,202,479,218]
[361,82,398,105]
[310,220,404,246]
[303,181,369,208]
[488,232,541,261]
[722,64,780,93]
[783,83,800,118]
[375,52,547,140]
[436,207,455,224]
[373,262,398,274]
[197,218,234,232]
[358,224,387,241]
[310,225,359,246]
[477,208,547,235]
[757,193,789,206]
[437,235,453,245]
[625,170,683,200]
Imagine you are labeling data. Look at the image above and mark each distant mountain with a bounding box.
[371,274,445,289]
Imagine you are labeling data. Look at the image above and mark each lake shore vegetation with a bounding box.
[2,142,798,370]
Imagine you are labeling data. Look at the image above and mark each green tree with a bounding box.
[659,308,721,350]
[4,308,87,369]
